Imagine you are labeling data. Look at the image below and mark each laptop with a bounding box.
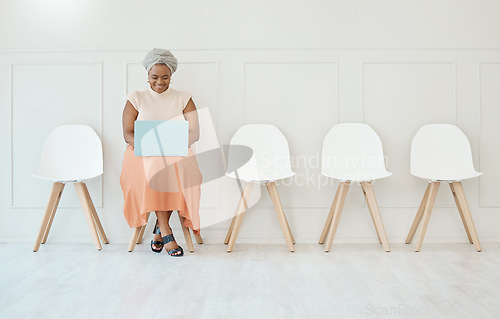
[134,120,189,156]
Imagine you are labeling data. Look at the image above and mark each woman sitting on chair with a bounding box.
[120,48,202,257]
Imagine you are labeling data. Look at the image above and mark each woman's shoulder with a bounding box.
[126,89,148,99]
[170,88,192,97]
[125,89,149,111]
[170,88,193,104]
[170,88,193,109]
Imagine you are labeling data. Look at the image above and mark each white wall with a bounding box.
[1,0,500,245]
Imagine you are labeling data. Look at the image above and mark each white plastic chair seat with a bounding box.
[411,124,482,181]
[225,171,296,182]
[319,123,391,252]
[33,125,103,182]
[224,124,296,252]
[226,124,295,182]
[33,124,106,252]
[321,169,392,182]
[321,123,392,182]
[406,124,482,252]
[411,171,482,181]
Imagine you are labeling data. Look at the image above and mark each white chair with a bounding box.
[319,123,392,252]
[406,124,482,252]
[224,124,296,252]
[33,125,108,251]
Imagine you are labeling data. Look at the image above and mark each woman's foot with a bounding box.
[160,226,183,256]
[152,233,163,251]
[151,220,164,253]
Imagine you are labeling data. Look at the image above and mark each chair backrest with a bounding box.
[35,125,103,181]
[411,124,481,181]
[226,124,295,181]
[321,123,391,181]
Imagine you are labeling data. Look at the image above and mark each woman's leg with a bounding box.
[156,210,182,255]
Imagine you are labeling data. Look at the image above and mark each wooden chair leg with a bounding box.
[360,182,382,244]
[415,182,440,252]
[74,182,102,250]
[195,234,203,244]
[224,212,237,244]
[33,182,65,252]
[137,212,150,244]
[179,214,195,252]
[406,183,431,244]
[41,183,65,244]
[266,182,295,245]
[266,182,295,252]
[451,182,481,251]
[283,211,295,244]
[325,182,350,252]
[82,183,108,244]
[137,225,147,244]
[227,182,254,252]
[319,183,342,244]
[128,226,143,252]
[449,183,473,244]
[361,182,390,252]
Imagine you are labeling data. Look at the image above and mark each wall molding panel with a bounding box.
[362,62,458,209]
[243,61,339,209]
[10,61,103,209]
[479,62,500,207]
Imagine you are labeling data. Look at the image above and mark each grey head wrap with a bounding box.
[142,48,178,74]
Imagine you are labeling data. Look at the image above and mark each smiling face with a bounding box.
[148,64,171,93]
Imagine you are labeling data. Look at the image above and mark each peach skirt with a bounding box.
[120,145,202,235]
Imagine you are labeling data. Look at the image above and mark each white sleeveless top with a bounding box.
[126,87,192,121]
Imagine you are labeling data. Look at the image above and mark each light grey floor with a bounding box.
[1,242,499,319]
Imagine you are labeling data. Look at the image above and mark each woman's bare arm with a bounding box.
[122,101,138,147]
[183,98,200,147]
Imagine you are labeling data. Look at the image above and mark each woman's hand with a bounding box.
[123,100,138,147]
[183,98,200,147]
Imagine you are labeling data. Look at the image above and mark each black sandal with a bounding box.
[150,220,164,253]
[162,234,184,257]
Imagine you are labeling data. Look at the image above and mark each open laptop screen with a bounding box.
[134,120,189,156]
